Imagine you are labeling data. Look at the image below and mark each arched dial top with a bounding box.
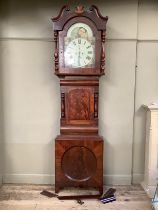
[64,22,95,68]
[52,5,108,76]
[52,5,108,31]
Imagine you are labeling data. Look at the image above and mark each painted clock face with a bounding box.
[65,38,94,68]
[64,23,95,68]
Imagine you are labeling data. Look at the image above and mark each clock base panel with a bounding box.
[55,135,103,195]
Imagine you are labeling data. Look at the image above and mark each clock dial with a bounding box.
[65,38,94,68]
[64,23,95,68]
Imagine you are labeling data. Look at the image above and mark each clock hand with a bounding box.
[78,44,81,66]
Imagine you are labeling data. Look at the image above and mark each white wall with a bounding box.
[0,0,158,185]
[0,8,4,185]
[132,0,158,183]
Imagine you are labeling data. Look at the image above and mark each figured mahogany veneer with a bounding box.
[60,79,99,134]
[52,5,108,196]
[55,135,103,194]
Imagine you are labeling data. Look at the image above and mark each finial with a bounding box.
[75,5,84,14]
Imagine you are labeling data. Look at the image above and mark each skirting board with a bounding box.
[104,174,132,185]
[132,173,144,184]
[3,174,55,185]
[3,174,133,185]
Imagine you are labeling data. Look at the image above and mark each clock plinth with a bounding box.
[52,5,108,196]
[55,135,103,194]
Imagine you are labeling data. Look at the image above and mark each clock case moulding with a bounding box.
[52,5,108,197]
[52,5,108,77]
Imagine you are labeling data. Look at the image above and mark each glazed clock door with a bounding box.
[58,17,102,75]
[64,23,95,68]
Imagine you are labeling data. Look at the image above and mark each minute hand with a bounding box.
[78,44,81,66]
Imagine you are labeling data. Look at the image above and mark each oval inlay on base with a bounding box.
[62,146,97,182]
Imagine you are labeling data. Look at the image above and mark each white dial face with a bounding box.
[64,38,94,68]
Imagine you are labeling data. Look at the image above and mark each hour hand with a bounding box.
[78,46,81,66]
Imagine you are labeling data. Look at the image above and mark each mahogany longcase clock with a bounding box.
[52,5,108,195]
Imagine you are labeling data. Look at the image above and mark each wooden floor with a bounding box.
[0,184,152,210]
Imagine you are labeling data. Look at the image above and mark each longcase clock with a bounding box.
[52,5,108,196]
